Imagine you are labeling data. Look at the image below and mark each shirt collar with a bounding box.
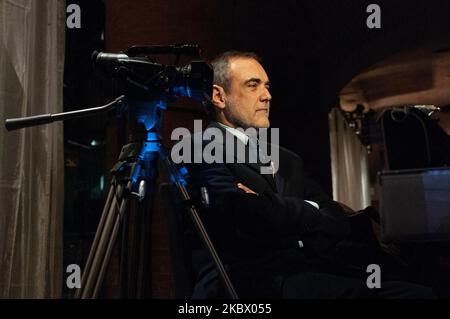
[216,122,249,145]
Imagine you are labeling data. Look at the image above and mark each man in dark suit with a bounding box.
[176,51,435,298]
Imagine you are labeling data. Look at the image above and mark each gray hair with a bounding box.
[205,51,261,118]
[211,51,261,92]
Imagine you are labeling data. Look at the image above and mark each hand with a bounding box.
[237,183,258,195]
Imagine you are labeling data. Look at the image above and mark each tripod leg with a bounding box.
[75,181,115,299]
[81,183,126,298]
[187,204,239,299]
[92,181,131,298]
[160,150,239,299]
[118,196,130,297]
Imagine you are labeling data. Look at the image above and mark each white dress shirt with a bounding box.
[217,122,249,145]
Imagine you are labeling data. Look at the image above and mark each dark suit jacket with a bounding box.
[179,121,350,298]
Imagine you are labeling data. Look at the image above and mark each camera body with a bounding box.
[92,45,213,103]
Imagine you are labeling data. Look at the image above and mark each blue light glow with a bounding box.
[135,100,167,132]
[126,98,190,193]
[173,85,192,98]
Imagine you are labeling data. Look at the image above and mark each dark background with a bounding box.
[62,0,450,297]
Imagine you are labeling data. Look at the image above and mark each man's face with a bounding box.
[221,57,272,129]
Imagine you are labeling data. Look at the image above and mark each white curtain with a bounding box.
[329,108,371,211]
[0,0,65,298]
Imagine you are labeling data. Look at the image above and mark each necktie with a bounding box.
[247,136,276,177]
[247,135,259,165]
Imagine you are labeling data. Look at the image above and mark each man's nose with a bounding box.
[260,87,272,102]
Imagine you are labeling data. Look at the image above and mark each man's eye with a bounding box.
[248,83,258,88]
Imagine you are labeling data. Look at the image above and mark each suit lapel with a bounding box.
[274,173,284,195]
[206,122,278,193]
[244,161,278,193]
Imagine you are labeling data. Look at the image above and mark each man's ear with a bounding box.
[212,84,226,110]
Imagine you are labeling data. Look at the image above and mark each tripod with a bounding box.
[74,139,153,298]
[5,94,237,298]
[73,97,238,298]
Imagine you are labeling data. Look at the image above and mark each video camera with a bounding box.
[92,44,213,102]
